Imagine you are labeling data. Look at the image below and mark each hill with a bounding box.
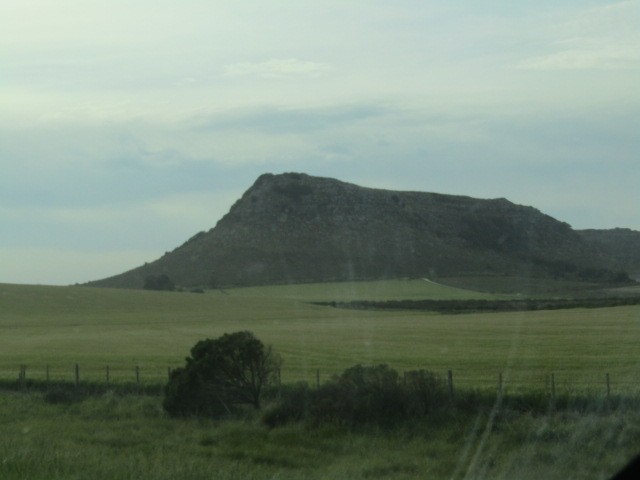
[578,228,640,280]
[88,172,633,289]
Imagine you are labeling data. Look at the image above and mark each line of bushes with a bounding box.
[262,365,450,428]
[316,296,640,314]
[0,379,164,400]
[261,367,640,429]
[3,369,638,426]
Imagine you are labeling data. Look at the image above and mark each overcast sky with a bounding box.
[1,0,639,285]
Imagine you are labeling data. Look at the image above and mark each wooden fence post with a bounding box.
[276,367,282,400]
[447,370,454,402]
[19,365,26,390]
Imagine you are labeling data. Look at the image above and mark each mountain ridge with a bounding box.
[87,172,635,289]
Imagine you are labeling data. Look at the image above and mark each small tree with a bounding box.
[164,331,281,417]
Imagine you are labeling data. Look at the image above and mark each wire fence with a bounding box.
[2,364,640,399]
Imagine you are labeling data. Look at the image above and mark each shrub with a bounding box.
[43,388,77,405]
[163,367,229,417]
[310,364,405,425]
[403,369,448,416]
[164,331,281,418]
[262,382,311,428]
[263,365,447,427]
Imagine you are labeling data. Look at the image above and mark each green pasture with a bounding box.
[2,279,640,479]
[439,276,603,296]
[1,281,639,393]
[223,278,511,301]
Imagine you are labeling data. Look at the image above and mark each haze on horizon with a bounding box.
[1,0,639,286]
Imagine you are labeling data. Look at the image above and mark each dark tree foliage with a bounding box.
[263,364,447,427]
[143,274,175,291]
[164,331,281,417]
[311,364,403,424]
[530,258,633,284]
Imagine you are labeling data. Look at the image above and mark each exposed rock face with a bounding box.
[578,228,640,278]
[88,173,631,288]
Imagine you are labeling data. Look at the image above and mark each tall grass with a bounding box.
[0,389,638,480]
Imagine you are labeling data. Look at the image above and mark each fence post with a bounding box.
[447,370,454,403]
[75,364,80,387]
[19,365,26,390]
[276,367,282,400]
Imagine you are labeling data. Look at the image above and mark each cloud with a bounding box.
[515,41,639,71]
[192,103,391,134]
[222,58,332,79]
[515,0,640,70]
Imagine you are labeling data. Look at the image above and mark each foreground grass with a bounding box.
[0,391,638,480]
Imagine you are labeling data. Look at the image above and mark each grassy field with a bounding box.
[222,278,512,301]
[2,279,640,479]
[1,280,639,393]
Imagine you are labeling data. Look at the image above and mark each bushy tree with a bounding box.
[164,331,281,417]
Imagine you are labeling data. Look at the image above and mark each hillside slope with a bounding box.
[88,173,629,289]
[578,228,640,279]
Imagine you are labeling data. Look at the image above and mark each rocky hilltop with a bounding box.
[88,173,633,289]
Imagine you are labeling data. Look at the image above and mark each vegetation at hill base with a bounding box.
[143,273,175,291]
